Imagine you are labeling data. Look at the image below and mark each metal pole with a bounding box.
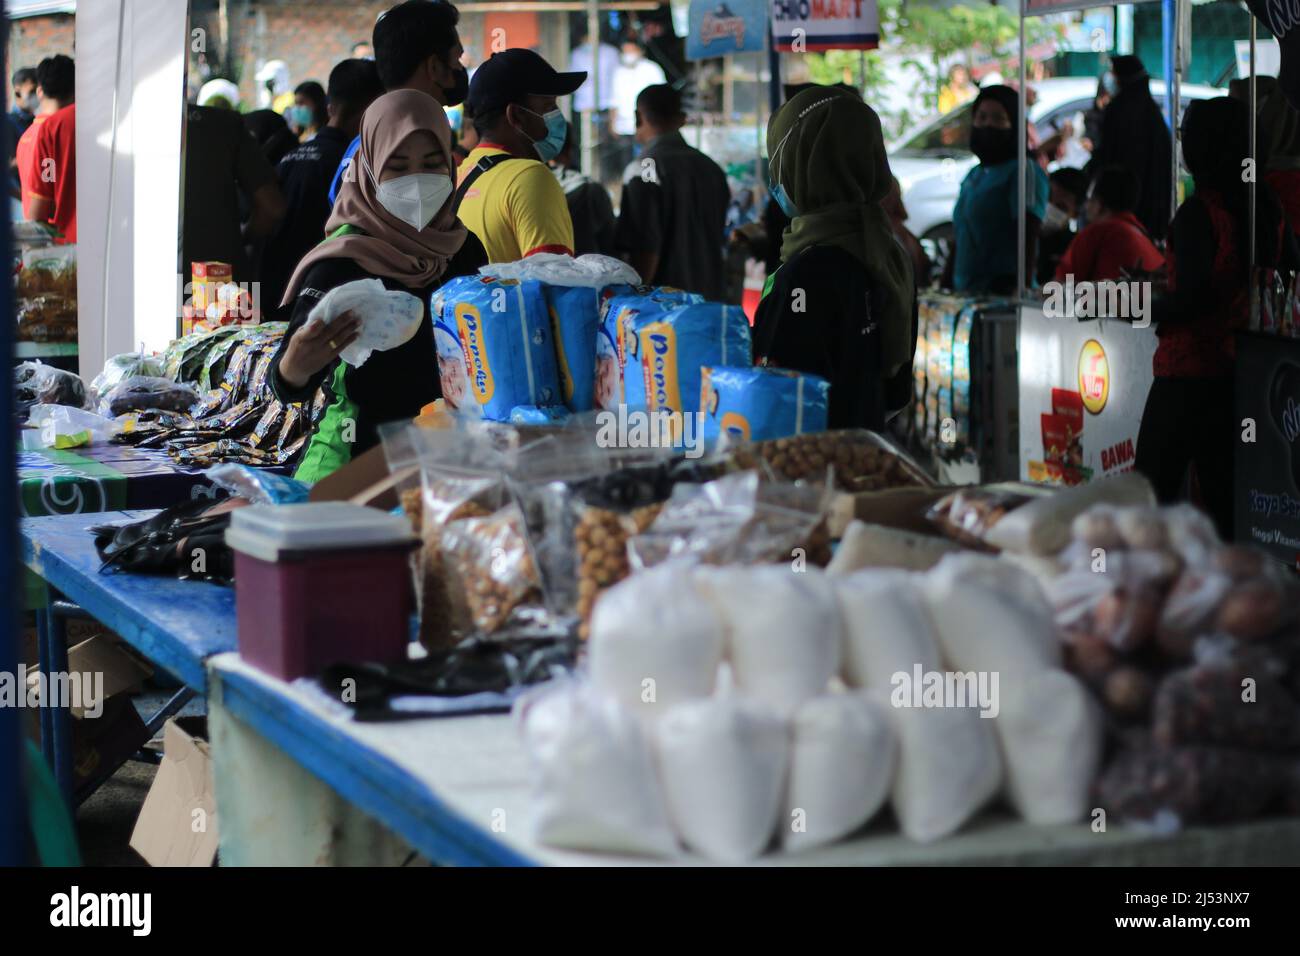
[1017,5,1026,299]
[1171,0,1181,225]
[583,0,600,179]
[0,12,26,867]
[1250,17,1258,326]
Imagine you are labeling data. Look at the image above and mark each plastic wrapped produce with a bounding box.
[90,351,166,399]
[98,376,200,417]
[696,564,843,716]
[516,680,677,857]
[1095,742,1285,827]
[14,362,86,413]
[830,570,944,689]
[1151,653,1300,752]
[994,669,1103,824]
[782,694,896,852]
[653,696,789,863]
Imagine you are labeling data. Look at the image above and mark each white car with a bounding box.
[887,77,1221,275]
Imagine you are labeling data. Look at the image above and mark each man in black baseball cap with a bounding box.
[456,49,587,261]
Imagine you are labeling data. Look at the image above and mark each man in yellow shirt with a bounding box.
[456,49,585,261]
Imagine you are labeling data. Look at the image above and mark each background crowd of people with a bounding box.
[6,0,1296,530]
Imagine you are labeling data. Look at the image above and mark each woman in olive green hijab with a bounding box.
[753,87,916,429]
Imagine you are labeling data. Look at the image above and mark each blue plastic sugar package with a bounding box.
[594,287,705,412]
[545,283,635,412]
[700,366,831,444]
[623,303,753,426]
[432,275,562,421]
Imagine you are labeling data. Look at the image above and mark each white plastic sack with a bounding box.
[885,697,1003,842]
[654,696,788,863]
[696,565,842,715]
[516,680,677,858]
[922,554,1062,680]
[994,669,1103,825]
[302,278,423,367]
[479,252,640,288]
[831,570,944,689]
[783,694,896,852]
[588,561,724,720]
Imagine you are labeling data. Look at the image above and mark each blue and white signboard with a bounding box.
[687,0,768,61]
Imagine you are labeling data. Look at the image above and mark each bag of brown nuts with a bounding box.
[724,429,932,493]
[413,429,516,649]
[441,503,544,635]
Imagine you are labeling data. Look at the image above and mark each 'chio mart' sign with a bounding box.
[772,0,879,52]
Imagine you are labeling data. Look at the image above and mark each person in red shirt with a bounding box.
[1054,164,1163,283]
[20,55,75,241]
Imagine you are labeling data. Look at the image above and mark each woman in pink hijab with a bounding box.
[270,89,487,481]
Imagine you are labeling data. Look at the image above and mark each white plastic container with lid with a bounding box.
[225,502,418,680]
[225,501,415,560]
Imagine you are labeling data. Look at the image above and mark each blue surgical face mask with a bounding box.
[288,104,313,130]
[518,105,567,162]
[768,127,799,218]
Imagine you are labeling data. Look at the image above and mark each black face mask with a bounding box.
[443,65,469,107]
[970,126,1016,165]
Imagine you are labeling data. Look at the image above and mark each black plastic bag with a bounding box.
[91,497,244,584]
[319,633,578,721]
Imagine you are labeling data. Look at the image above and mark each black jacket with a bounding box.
[753,244,918,431]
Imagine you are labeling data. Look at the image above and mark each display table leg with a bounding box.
[36,602,73,799]
[208,675,416,866]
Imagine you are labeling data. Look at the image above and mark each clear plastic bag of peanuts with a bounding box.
[441,503,544,635]
[413,427,515,649]
[721,429,933,492]
[626,469,833,572]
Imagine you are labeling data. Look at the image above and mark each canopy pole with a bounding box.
[582,0,599,179]
[1250,17,1257,275]
[1017,5,1027,299]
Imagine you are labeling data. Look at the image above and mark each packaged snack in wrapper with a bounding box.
[701,365,829,445]
[432,275,562,421]
[595,287,703,412]
[622,303,752,447]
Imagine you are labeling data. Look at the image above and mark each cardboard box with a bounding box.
[130,717,218,867]
[23,632,153,718]
[190,261,232,310]
[69,634,153,718]
[72,696,149,791]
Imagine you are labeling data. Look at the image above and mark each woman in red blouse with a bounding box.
[1134,97,1286,537]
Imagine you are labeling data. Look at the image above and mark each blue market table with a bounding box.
[20,511,235,799]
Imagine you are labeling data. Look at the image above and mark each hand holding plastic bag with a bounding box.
[302,278,423,367]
